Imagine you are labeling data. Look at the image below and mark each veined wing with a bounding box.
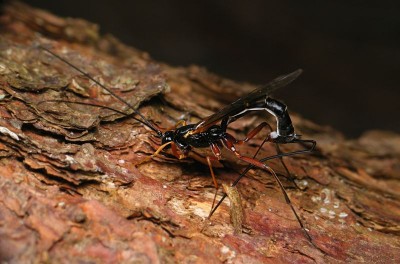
[194,69,302,132]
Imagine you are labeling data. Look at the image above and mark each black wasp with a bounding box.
[40,46,317,245]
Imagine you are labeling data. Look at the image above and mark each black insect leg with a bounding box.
[224,136,317,244]
[261,138,316,161]
[208,136,270,218]
[209,137,316,217]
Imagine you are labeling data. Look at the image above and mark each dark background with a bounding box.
[19,1,400,138]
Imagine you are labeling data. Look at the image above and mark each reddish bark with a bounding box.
[0,2,399,263]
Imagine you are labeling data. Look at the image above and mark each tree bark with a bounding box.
[0,2,399,263]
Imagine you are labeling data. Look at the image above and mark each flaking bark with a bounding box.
[0,2,399,263]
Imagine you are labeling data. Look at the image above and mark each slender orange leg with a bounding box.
[242,122,296,183]
[208,143,222,188]
[165,120,187,130]
[206,156,219,190]
[241,122,297,183]
[136,141,173,165]
[153,142,173,156]
[236,122,273,145]
[222,135,277,177]
[237,122,297,182]
[206,143,223,209]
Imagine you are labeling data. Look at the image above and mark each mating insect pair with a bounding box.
[40,46,316,245]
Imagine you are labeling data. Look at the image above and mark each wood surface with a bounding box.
[0,2,399,263]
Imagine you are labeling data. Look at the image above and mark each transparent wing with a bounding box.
[194,69,302,132]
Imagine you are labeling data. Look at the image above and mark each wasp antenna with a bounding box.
[36,100,150,126]
[39,46,161,135]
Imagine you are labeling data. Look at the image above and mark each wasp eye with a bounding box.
[162,131,174,145]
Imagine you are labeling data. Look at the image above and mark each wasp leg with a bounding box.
[244,122,271,142]
[151,120,187,132]
[238,138,316,184]
[206,143,223,210]
[241,136,316,184]
[273,142,298,185]
[234,122,296,185]
[135,141,173,165]
[171,141,187,160]
[239,122,272,144]
[210,138,316,216]
[209,136,270,218]
[259,138,316,162]
[166,120,187,130]
[221,137,314,245]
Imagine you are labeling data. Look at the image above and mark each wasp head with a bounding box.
[161,131,175,146]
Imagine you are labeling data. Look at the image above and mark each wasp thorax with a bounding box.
[208,125,224,140]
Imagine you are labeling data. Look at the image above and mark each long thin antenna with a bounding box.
[36,99,148,125]
[39,46,162,136]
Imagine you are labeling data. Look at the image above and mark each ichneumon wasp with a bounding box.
[39,46,317,246]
